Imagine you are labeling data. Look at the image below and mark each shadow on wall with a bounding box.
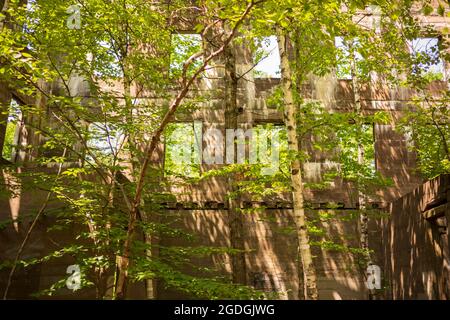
[0,167,46,299]
[0,168,97,299]
[158,208,367,300]
[383,174,450,300]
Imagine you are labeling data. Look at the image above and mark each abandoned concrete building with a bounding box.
[0,3,449,300]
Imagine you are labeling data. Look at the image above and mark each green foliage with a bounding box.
[133,259,271,300]
[1,0,448,301]
[169,34,203,78]
[0,0,267,300]
[164,122,202,178]
[2,121,17,160]
[398,95,450,178]
[1,99,21,160]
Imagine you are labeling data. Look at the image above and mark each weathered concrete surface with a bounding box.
[383,175,450,299]
[1,5,449,300]
[158,208,366,300]
[0,75,435,299]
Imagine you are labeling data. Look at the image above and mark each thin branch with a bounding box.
[113,0,265,299]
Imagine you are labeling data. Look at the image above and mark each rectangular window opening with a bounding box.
[335,36,363,80]
[86,122,123,163]
[253,36,281,79]
[410,37,445,81]
[253,123,288,175]
[164,121,202,178]
[2,98,22,161]
[336,122,376,177]
[170,33,203,78]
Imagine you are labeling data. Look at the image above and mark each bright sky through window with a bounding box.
[254,36,281,78]
[87,122,122,156]
[411,38,444,78]
[335,36,363,80]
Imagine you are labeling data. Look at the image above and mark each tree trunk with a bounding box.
[277,29,318,300]
[114,72,134,300]
[112,1,258,298]
[224,41,247,285]
[349,41,375,299]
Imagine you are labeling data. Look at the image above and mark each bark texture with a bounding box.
[277,29,318,300]
[224,41,247,285]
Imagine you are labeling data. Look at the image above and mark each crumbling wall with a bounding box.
[158,208,366,300]
[1,5,449,300]
[383,175,450,299]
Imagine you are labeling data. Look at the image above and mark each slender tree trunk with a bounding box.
[114,60,134,299]
[113,2,258,299]
[349,42,374,299]
[277,29,318,300]
[224,42,247,285]
[0,0,12,153]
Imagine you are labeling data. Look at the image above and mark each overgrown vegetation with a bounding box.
[0,0,448,300]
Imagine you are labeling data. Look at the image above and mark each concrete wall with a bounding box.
[158,208,366,300]
[0,64,436,300]
[0,73,440,300]
[1,5,449,300]
[383,175,450,299]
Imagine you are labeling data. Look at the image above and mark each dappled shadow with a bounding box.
[0,167,100,299]
[383,175,449,299]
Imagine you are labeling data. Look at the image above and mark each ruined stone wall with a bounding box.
[158,208,366,300]
[154,74,436,299]
[0,67,441,301]
[383,175,450,299]
[0,53,439,301]
[1,5,449,300]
